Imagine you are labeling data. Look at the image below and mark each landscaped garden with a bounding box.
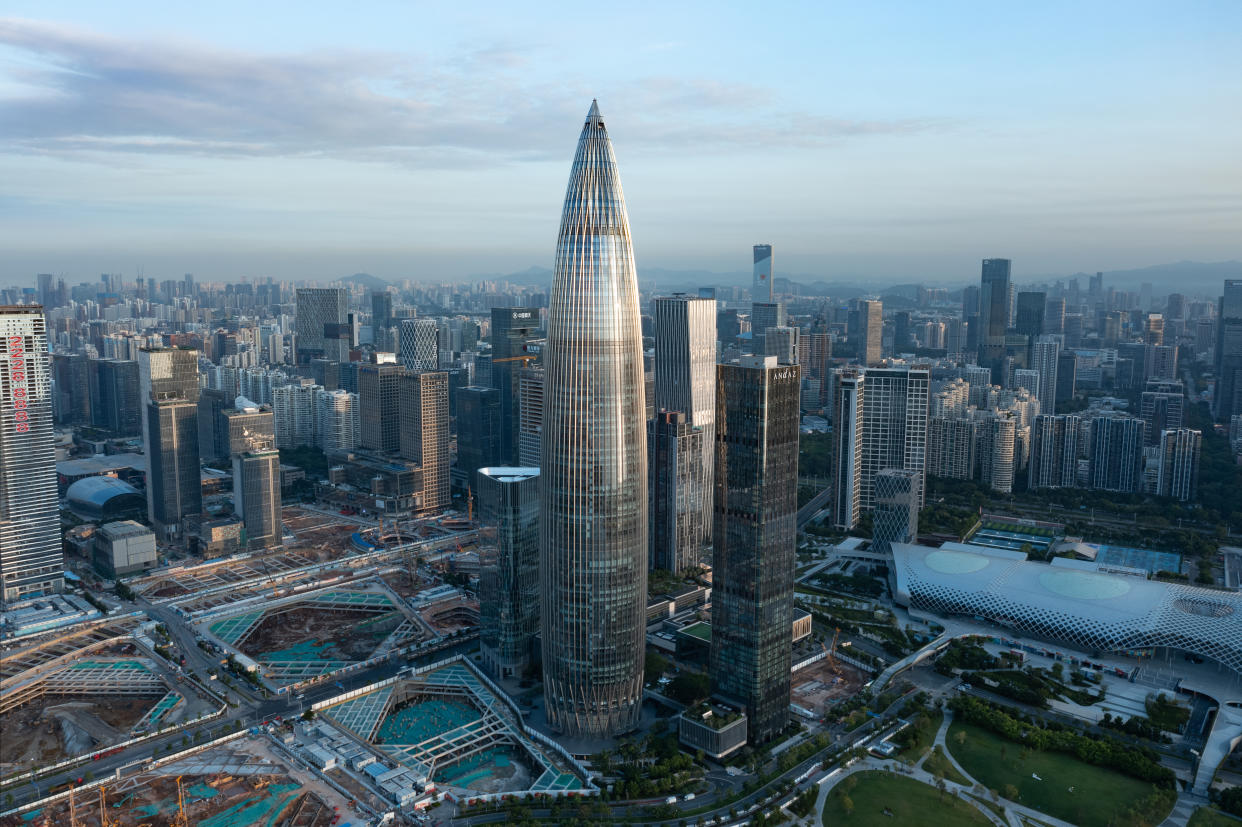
[822,771,992,826]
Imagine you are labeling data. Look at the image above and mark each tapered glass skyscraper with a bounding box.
[540,101,648,737]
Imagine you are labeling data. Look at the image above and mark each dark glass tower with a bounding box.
[710,356,800,744]
[978,258,1012,381]
[478,467,540,680]
[540,101,648,737]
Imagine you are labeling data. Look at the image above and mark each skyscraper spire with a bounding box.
[540,101,648,737]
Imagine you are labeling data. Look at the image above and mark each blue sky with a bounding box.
[1,1,1239,285]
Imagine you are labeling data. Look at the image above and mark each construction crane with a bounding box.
[98,786,115,827]
[175,775,190,827]
[69,784,79,827]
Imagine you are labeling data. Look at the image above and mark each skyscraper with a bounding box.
[491,307,540,464]
[225,401,281,549]
[1157,429,1201,502]
[478,467,541,680]
[316,389,359,454]
[1030,336,1060,414]
[711,356,799,744]
[357,361,403,453]
[858,299,883,366]
[295,288,349,364]
[978,258,1012,381]
[0,306,62,604]
[753,244,773,302]
[540,102,648,737]
[370,291,393,332]
[1217,280,1242,423]
[1028,414,1081,490]
[1089,415,1145,493]
[93,358,141,436]
[399,319,439,372]
[1140,380,1185,447]
[750,301,785,356]
[139,347,202,542]
[454,385,502,491]
[648,411,706,573]
[832,369,865,530]
[518,366,545,468]
[765,326,800,366]
[652,294,717,538]
[399,371,450,513]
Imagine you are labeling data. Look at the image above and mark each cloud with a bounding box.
[0,17,948,167]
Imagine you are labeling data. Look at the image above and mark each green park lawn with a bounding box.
[823,771,992,827]
[946,720,1172,827]
[923,745,971,786]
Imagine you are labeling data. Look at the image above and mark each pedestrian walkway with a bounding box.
[1158,791,1210,827]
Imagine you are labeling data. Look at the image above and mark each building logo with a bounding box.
[7,335,31,433]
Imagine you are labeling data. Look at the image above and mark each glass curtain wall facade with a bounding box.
[478,467,540,680]
[710,356,800,744]
[540,101,648,737]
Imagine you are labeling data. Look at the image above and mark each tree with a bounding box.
[954,730,967,747]
[841,794,855,816]
[1003,783,1019,801]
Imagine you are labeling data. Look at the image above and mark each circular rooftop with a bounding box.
[1038,569,1132,600]
[925,550,991,575]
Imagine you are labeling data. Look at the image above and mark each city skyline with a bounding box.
[2,3,1240,282]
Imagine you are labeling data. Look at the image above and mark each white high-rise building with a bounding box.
[273,381,319,448]
[1157,428,1201,502]
[316,389,359,453]
[1031,336,1061,414]
[399,319,439,372]
[0,306,62,604]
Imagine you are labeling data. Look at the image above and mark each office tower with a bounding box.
[753,244,773,302]
[53,352,91,425]
[1030,337,1060,414]
[1157,429,1201,502]
[1090,271,1104,297]
[316,389,359,454]
[399,318,439,372]
[225,402,281,549]
[455,386,502,491]
[357,362,403,453]
[272,381,318,448]
[978,258,1012,381]
[893,311,912,353]
[717,309,741,348]
[1028,414,1081,490]
[978,412,1016,494]
[295,287,349,364]
[765,325,800,365]
[139,347,202,542]
[648,411,707,573]
[856,299,883,366]
[1044,297,1066,335]
[540,102,648,738]
[478,467,541,680]
[196,386,233,462]
[1166,293,1186,321]
[0,307,62,604]
[37,273,54,307]
[858,366,929,511]
[711,356,799,744]
[1141,380,1185,446]
[1142,344,1178,384]
[1056,350,1077,403]
[799,331,832,398]
[927,416,977,480]
[371,291,393,332]
[751,301,786,355]
[1015,290,1045,346]
[652,295,717,538]
[1214,281,1242,421]
[491,307,539,463]
[399,371,450,512]
[872,469,920,556]
[518,366,544,468]
[93,358,141,436]
[1089,416,1145,493]
[832,369,865,529]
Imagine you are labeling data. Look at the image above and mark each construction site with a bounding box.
[320,661,586,796]
[790,655,869,715]
[1,619,219,773]
[199,580,429,687]
[0,735,360,827]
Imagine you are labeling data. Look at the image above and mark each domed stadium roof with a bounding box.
[66,476,145,520]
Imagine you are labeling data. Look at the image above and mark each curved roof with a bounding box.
[66,475,142,508]
[891,543,1242,673]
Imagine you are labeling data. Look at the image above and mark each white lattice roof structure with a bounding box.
[890,543,1242,673]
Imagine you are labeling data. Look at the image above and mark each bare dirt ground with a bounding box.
[0,694,159,768]
[240,606,402,661]
[791,658,868,713]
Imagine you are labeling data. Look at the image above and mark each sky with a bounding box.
[1,1,1240,286]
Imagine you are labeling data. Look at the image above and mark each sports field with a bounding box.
[946,720,1172,827]
[822,771,991,826]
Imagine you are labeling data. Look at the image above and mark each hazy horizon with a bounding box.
[2,3,1240,286]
